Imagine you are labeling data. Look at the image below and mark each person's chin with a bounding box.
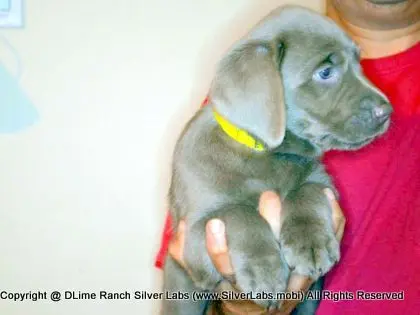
[367,0,407,5]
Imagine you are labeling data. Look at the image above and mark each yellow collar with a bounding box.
[213,109,266,152]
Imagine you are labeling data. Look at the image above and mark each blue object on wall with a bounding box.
[0,62,38,133]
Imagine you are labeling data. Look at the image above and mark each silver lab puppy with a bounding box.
[162,5,392,315]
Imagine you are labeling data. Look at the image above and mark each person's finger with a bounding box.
[168,220,186,268]
[335,217,346,242]
[259,191,282,240]
[324,188,346,241]
[206,219,234,277]
[277,302,297,315]
[277,273,313,314]
[287,273,313,292]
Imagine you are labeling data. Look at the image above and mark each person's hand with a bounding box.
[168,189,345,314]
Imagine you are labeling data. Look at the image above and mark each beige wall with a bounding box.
[0,1,323,314]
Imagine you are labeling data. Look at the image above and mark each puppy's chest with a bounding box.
[236,155,315,198]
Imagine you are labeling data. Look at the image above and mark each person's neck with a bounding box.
[327,4,420,59]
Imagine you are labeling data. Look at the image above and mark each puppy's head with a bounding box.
[209,6,392,153]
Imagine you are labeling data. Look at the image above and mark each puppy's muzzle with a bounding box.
[360,96,393,130]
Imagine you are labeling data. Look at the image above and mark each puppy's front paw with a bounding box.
[280,222,340,279]
[185,259,223,291]
[232,253,289,310]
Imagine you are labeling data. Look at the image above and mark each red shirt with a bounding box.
[317,42,420,314]
[155,42,420,314]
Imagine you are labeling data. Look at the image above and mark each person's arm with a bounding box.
[169,189,345,314]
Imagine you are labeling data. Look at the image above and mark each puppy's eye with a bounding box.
[313,66,339,83]
[317,67,333,80]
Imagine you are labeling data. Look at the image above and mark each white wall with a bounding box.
[0,1,323,314]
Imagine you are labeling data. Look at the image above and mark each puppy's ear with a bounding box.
[210,41,286,149]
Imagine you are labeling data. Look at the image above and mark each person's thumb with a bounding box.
[259,191,282,241]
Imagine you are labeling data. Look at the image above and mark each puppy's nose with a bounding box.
[361,96,392,127]
[372,103,392,125]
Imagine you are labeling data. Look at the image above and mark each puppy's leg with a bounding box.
[280,183,340,280]
[162,256,209,315]
[184,205,289,310]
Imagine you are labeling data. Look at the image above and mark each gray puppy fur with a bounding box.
[162,5,392,314]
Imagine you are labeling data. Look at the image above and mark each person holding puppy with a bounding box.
[156,0,420,314]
